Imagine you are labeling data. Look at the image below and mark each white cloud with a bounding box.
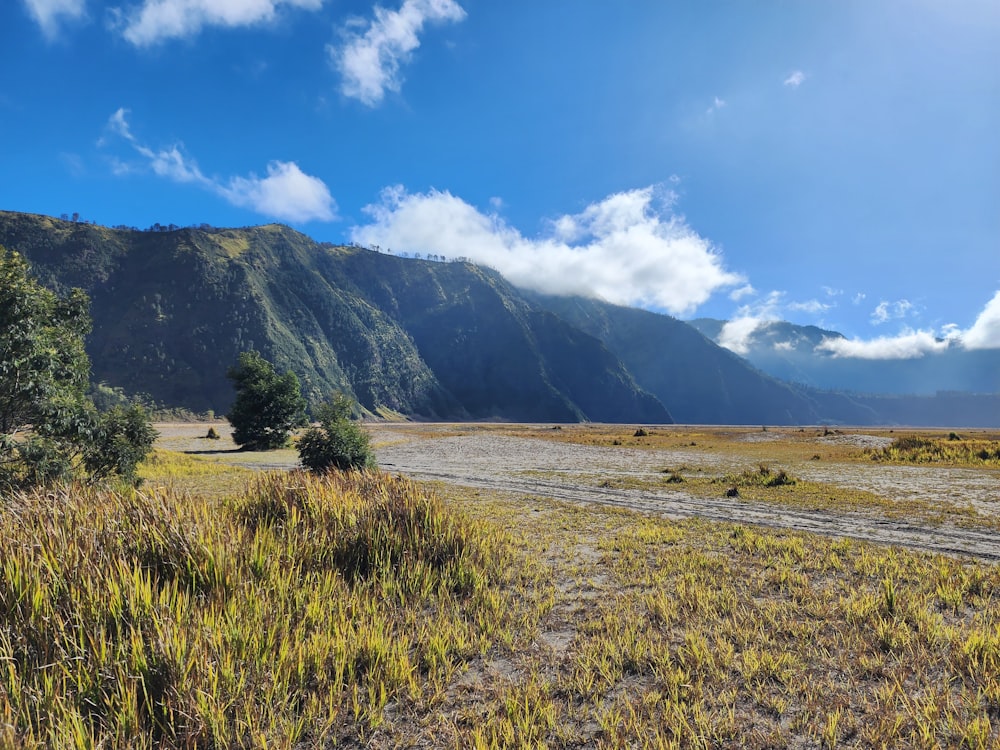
[222,161,337,223]
[871,298,914,325]
[23,0,86,38]
[350,185,744,314]
[104,107,213,184]
[729,284,756,301]
[783,70,806,88]
[817,329,948,360]
[787,299,831,314]
[961,290,1000,349]
[713,288,838,355]
[803,291,1000,360]
[114,0,323,46]
[329,0,466,106]
[102,108,336,222]
[718,317,767,355]
[706,96,726,115]
[716,291,784,354]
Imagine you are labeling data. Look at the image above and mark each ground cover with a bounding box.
[2,422,998,747]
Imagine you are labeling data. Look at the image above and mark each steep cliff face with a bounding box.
[0,212,669,422]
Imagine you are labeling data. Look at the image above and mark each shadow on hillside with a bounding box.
[183,448,243,455]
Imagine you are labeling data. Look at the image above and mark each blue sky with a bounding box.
[3,0,999,358]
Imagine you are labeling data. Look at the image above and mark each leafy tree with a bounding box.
[1,248,92,486]
[0,247,155,488]
[82,405,157,485]
[297,393,376,473]
[227,351,307,451]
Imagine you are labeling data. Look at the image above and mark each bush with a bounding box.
[716,464,796,489]
[82,405,158,485]
[297,394,376,473]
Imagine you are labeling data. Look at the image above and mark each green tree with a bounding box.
[1,248,92,486]
[297,393,376,473]
[0,247,155,487]
[227,351,307,451]
[82,405,158,485]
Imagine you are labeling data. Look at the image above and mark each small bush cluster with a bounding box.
[716,464,796,489]
[297,394,376,473]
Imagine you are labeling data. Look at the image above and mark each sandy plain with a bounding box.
[156,421,1000,561]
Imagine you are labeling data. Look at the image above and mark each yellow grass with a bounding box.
[2,424,999,747]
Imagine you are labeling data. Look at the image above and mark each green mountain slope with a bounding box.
[0,212,669,423]
[8,211,990,426]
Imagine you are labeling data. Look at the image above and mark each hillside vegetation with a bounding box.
[2,211,996,426]
[2,432,999,747]
[0,212,669,424]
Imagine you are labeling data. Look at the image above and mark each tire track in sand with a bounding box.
[374,428,1000,562]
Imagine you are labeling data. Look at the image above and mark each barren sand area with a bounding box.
[155,421,999,561]
[370,424,1000,562]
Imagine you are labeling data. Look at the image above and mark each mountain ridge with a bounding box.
[0,211,669,423]
[2,211,997,426]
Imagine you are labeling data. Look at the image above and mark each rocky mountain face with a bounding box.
[2,211,995,426]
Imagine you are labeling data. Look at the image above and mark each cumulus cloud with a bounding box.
[783,70,806,88]
[330,0,466,106]
[351,185,744,314]
[817,329,949,360]
[221,162,337,223]
[23,0,86,38]
[961,290,1000,350]
[802,291,1000,360]
[113,0,323,46]
[102,108,336,222]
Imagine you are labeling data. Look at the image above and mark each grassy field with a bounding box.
[1,424,999,747]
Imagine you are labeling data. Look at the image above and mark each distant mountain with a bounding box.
[2,211,996,426]
[689,318,1000,396]
[526,294,880,425]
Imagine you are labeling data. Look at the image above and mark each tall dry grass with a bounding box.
[0,470,534,748]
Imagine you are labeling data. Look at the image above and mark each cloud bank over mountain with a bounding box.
[713,291,1000,361]
[351,185,744,315]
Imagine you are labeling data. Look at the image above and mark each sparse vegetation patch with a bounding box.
[868,434,1000,466]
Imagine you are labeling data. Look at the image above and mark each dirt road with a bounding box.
[371,425,1000,562]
